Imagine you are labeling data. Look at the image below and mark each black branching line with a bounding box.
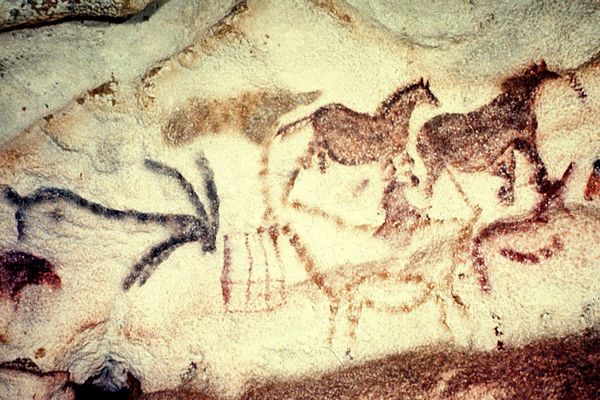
[2,155,219,290]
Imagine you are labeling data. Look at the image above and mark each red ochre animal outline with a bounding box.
[243,79,498,337]
[220,226,286,313]
[416,60,563,206]
[275,78,438,233]
[471,163,574,293]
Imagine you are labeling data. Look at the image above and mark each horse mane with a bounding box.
[377,79,427,116]
[499,60,552,92]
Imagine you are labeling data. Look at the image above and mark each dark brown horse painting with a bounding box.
[417,61,561,204]
[279,79,439,174]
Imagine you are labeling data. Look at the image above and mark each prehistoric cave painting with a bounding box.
[373,163,423,241]
[341,270,436,341]
[2,156,219,290]
[416,61,562,205]
[270,79,438,240]
[220,226,286,313]
[584,159,600,201]
[237,220,455,343]
[277,79,438,213]
[565,71,588,101]
[471,162,574,292]
[498,235,563,264]
[0,251,61,303]
[162,89,321,146]
[279,78,438,171]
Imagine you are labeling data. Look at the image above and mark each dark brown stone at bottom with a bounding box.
[139,329,600,399]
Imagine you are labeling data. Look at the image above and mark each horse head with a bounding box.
[377,78,439,118]
[501,60,561,92]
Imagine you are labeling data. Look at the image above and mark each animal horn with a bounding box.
[418,77,424,85]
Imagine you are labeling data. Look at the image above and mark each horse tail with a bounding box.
[275,116,311,139]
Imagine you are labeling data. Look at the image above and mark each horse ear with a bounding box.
[425,80,430,89]
[418,77,424,86]
[539,59,547,71]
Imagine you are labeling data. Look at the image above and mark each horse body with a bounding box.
[417,62,559,202]
[279,79,438,173]
[311,103,406,167]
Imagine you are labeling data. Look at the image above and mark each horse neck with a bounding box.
[496,78,544,111]
[381,93,419,123]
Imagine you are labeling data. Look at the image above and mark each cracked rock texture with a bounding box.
[0,0,153,30]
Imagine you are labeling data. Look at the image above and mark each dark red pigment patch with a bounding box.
[0,251,61,302]
[499,248,540,264]
[584,159,600,201]
[374,178,421,238]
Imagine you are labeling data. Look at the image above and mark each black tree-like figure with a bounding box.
[2,155,219,290]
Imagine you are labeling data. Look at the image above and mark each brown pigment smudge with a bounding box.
[163,90,321,146]
[352,179,370,197]
[374,178,422,239]
[76,76,118,106]
[35,348,46,359]
[310,0,353,25]
[584,160,600,201]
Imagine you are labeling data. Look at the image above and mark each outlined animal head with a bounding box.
[500,60,561,92]
[378,78,439,116]
[415,77,440,107]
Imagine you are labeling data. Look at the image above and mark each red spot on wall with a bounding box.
[0,251,61,302]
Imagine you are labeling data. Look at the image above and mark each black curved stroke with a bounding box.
[2,155,219,290]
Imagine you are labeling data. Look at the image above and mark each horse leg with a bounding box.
[446,168,477,214]
[399,152,420,186]
[513,138,551,193]
[492,148,516,205]
[382,157,397,182]
[301,138,318,170]
[315,135,328,173]
[421,157,442,198]
[280,137,319,206]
